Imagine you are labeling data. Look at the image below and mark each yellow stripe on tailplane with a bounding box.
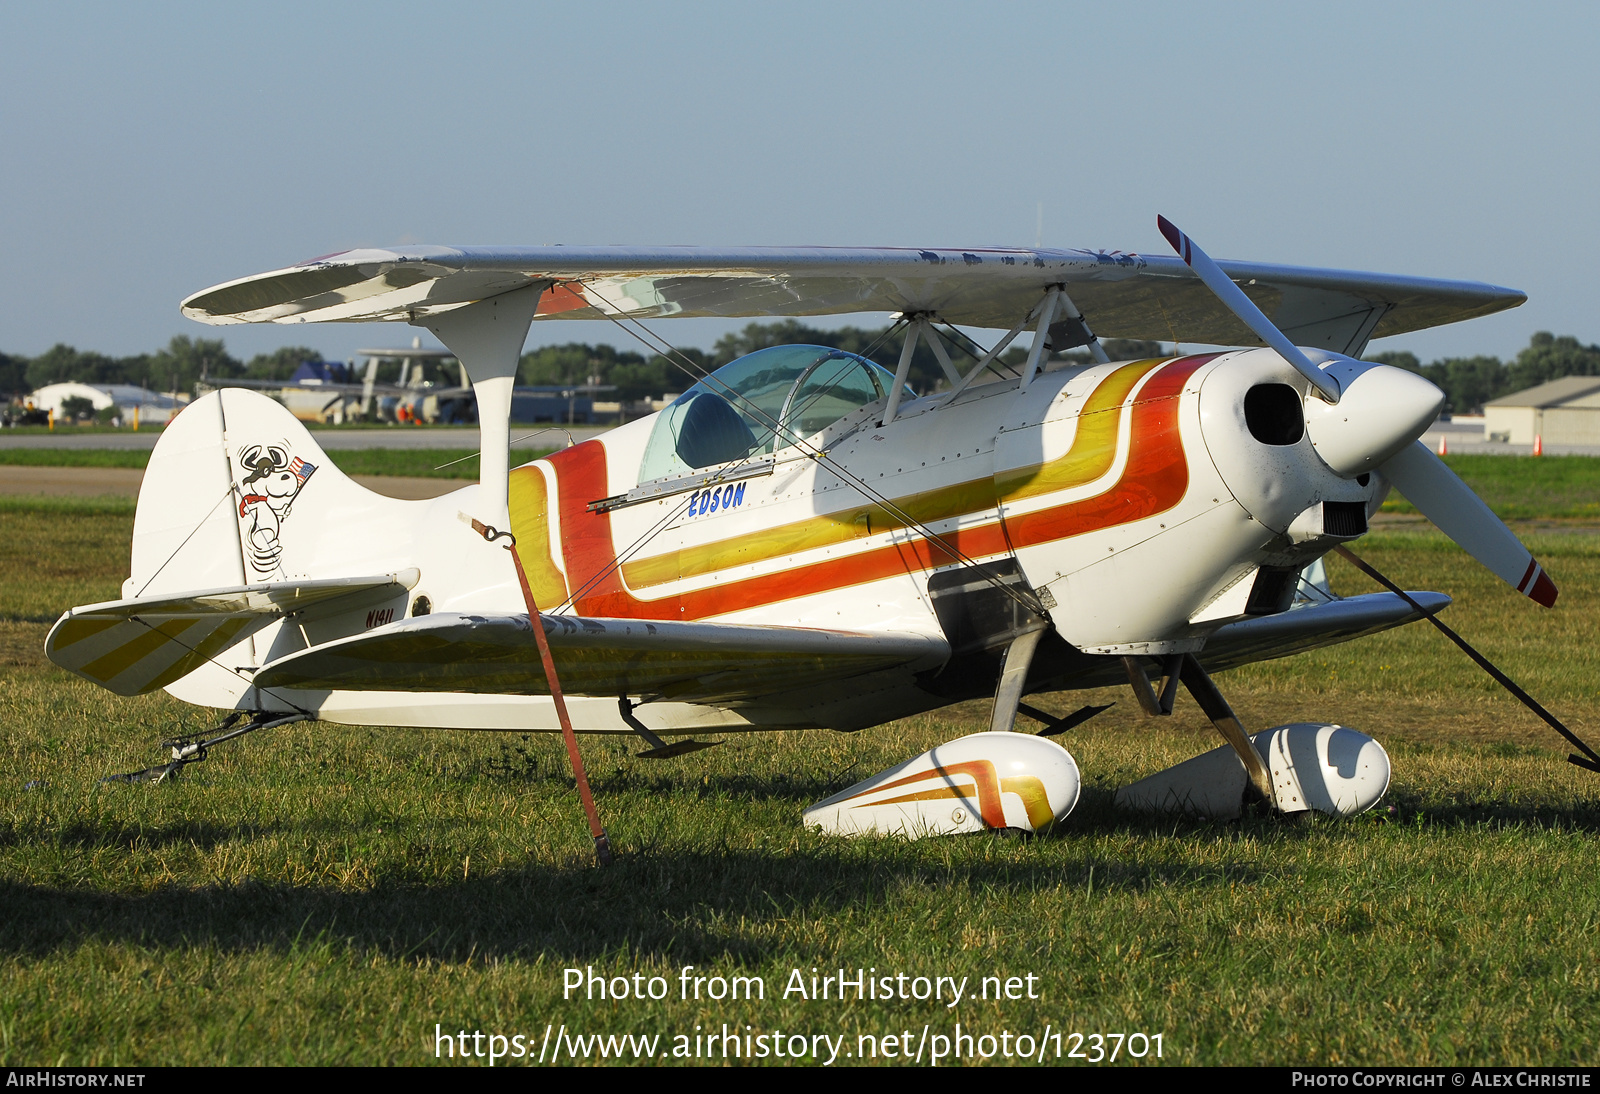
[47,616,126,651]
[78,617,207,686]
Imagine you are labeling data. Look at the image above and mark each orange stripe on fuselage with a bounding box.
[525,356,1211,620]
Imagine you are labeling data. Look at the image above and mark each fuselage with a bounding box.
[511,349,1382,640]
[162,345,1402,735]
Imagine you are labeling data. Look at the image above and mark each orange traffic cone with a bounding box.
[1533,434,1544,457]
[1437,435,1448,456]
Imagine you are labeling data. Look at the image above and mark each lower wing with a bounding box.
[251,612,950,703]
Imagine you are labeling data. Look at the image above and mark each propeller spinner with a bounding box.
[1160,216,1556,608]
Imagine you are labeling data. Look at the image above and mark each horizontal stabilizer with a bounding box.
[1199,591,1450,673]
[46,571,418,696]
[252,612,949,703]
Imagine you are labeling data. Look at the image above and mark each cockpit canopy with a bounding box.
[638,345,908,482]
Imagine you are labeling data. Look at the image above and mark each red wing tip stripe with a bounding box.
[1529,568,1558,608]
[1516,558,1539,593]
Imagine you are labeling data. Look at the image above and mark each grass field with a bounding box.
[1,503,1598,1066]
[1378,454,1600,520]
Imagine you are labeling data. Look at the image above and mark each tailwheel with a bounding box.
[102,711,310,785]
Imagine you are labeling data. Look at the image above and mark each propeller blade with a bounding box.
[1156,215,1342,403]
[1379,441,1557,607]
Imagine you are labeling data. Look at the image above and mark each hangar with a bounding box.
[1483,376,1600,445]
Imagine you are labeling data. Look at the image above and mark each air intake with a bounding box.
[1322,502,1368,538]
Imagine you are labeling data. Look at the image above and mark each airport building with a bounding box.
[28,382,187,425]
[1483,376,1600,445]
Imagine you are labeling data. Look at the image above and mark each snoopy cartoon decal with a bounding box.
[234,444,316,576]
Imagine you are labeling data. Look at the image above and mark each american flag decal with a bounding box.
[290,457,316,484]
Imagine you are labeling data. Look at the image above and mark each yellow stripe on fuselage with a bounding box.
[509,464,570,607]
[620,359,1165,593]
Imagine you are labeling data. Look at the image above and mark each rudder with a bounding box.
[130,388,424,598]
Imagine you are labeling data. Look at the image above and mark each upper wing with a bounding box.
[250,611,950,703]
[180,245,1524,354]
[46,571,418,696]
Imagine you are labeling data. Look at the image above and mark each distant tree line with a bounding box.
[8,326,1598,417]
[517,319,1166,404]
[0,336,325,397]
[1369,332,1600,415]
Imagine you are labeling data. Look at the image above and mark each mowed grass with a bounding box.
[1,506,1598,1066]
[0,447,555,480]
[1381,453,1600,519]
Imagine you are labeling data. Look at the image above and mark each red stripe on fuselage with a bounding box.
[546,356,1210,620]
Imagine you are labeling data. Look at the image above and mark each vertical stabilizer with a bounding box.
[131,389,426,599]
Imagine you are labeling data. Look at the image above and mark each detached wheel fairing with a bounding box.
[1115,723,1391,820]
[804,733,1081,838]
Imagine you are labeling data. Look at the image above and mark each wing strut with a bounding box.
[881,315,924,424]
[881,315,964,424]
[1047,287,1111,365]
[943,310,1033,400]
[418,283,546,532]
[940,283,1114,405]
[1017,288,1061,388]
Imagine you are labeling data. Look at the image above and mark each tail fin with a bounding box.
[130,388,421,597]
[47,388,437,706]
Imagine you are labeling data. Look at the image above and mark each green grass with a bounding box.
[314,448,554,480]
[0,448,555,480]
[2,509,1598,1066]
[1381,453,1600,519]
[0,449,150,470]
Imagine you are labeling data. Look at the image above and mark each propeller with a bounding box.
[1380,441,1556,605]
[1158,215,1557,608]
[1157,215,1342,403]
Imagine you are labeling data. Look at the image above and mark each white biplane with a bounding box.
[44,219,1564,847]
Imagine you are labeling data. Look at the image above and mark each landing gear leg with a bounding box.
[1176,654,1278,811]
[1122,654,1182,717]
[989,626,1047,734]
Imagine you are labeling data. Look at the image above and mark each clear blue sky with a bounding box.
[3,1,1595,366]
